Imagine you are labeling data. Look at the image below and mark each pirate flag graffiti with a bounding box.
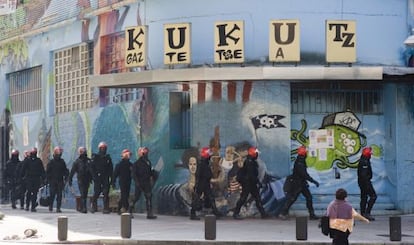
[251,114,286,129]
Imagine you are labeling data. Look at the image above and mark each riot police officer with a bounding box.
[15,150,29,209]
[279,145,319,220]
[5,149,20,209]
[46,146,69,213]
[112,149,132,214]
[189,147,221,220]
[358,147,377,221]
[233,146,268,219]
[69,147,93,213]
[90,142,113,214]
[21,147,46,212]
[131,147,157,219]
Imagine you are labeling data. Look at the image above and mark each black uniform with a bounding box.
[15,156,28,209]
[21,152,46,212]
[357,155,377,220]
[131,155,157,219]
[5,155,20,209]
[190,156,220,220]
[280,155,319,219]
[90,151,113,213]
[46,154,69,212]
[112,158,132,213]
[233,155,267,219]
[69,153,93,213]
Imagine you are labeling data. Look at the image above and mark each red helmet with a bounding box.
[362,147,372,158]
[248,146,258,158]
[53,146,62,155]
[122,149,131,158]
[200,147,211,159]
[297,146,307,156]
[138,147,149,156]
[98,141,107,150]
[31,147,38,155]
[11,149,19,156]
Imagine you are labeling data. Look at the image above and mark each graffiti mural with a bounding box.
[291,111,391,197]
[155,81,291,217]
[291,110,382,170]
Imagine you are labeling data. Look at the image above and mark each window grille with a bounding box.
[8,66,42,114]
[291,82,383,114]
[101,31,126,74]
[110,88,141,103]
[54,42,94,113]
[170,91,191,149]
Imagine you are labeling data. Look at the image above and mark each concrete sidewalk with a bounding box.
[1,204,414,244]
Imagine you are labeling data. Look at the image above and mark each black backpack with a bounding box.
[283,174,295,193]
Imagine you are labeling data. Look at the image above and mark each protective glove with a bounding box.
[313,180,320,188]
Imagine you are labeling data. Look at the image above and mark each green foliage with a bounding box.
[0,5,27,41]
[0,39,28,66]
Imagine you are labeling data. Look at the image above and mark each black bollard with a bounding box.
[57,216,68,241]
[121,213,132,238]
[204,215,216,240]
[296,216,308,240]
[389,216,401,241]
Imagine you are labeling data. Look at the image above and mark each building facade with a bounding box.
[1,0,414,215]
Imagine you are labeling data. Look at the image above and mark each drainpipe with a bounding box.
[0,109,10,203]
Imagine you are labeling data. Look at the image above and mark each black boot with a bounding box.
[309,212,319,220]
[363,213,375,221]
[103,196,111,214]
[210,198,222,218]
[147,210,157,219]
[190,208,200,220]
[11,199,17,209]
[360,197,367,216]
[364,195,376,221]
[232,202,243,220]
[128,206,135,218]
[146,198,157,219]
[117,201,122,215]
[81,198,87,213]
[307,201,319,220]
[56,199,62,213]
[256,200,269,219]
[308,207,319,220]
[91,198,98,213]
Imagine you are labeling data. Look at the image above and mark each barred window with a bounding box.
[101,31,126,74]
[291,82,383,114]
[54,43,94,113]
[100,31,138,105]
[8,66,42,114]
[170,91,191,149]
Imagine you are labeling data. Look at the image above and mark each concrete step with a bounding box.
[289,209,402,217]
[289,193,400,216]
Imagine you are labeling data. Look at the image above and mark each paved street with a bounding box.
[1,204,414,244]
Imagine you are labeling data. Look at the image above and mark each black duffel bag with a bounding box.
[38,184,50,207]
